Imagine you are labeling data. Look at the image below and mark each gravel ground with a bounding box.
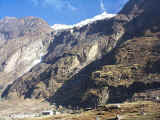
[0,99,51,117]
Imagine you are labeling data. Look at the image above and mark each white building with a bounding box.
[42,110,54,116]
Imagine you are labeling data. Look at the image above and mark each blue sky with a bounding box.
[0,0,128,25]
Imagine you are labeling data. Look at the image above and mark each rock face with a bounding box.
[0,16,53,92]
[92,34,160,103]
[2,0,160,108]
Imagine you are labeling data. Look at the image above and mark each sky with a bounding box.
[0,0,129,25]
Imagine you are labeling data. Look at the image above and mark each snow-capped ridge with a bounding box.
[51,12,116,31]
[51,24,73,31]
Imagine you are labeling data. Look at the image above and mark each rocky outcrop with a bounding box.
[121,0,160,37]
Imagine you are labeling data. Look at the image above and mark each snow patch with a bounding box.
[52,24,73,31]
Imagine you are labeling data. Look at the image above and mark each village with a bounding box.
[0,91,159,120]
[0,103,122,120]
[0,95,159,120]
[0,102,85,120]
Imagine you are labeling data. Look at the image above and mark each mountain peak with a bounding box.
[51,12,116,31]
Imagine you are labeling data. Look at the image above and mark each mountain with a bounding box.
[0,12,117,95]
[0,16,53,93]
[1,12,127,100]
[1,0,160,108]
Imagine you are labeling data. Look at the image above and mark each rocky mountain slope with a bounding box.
[0,12,118,95]
[1,12,127,99]
[0,16,53,93]
[1,0,160,109]
[49,33,160,108]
